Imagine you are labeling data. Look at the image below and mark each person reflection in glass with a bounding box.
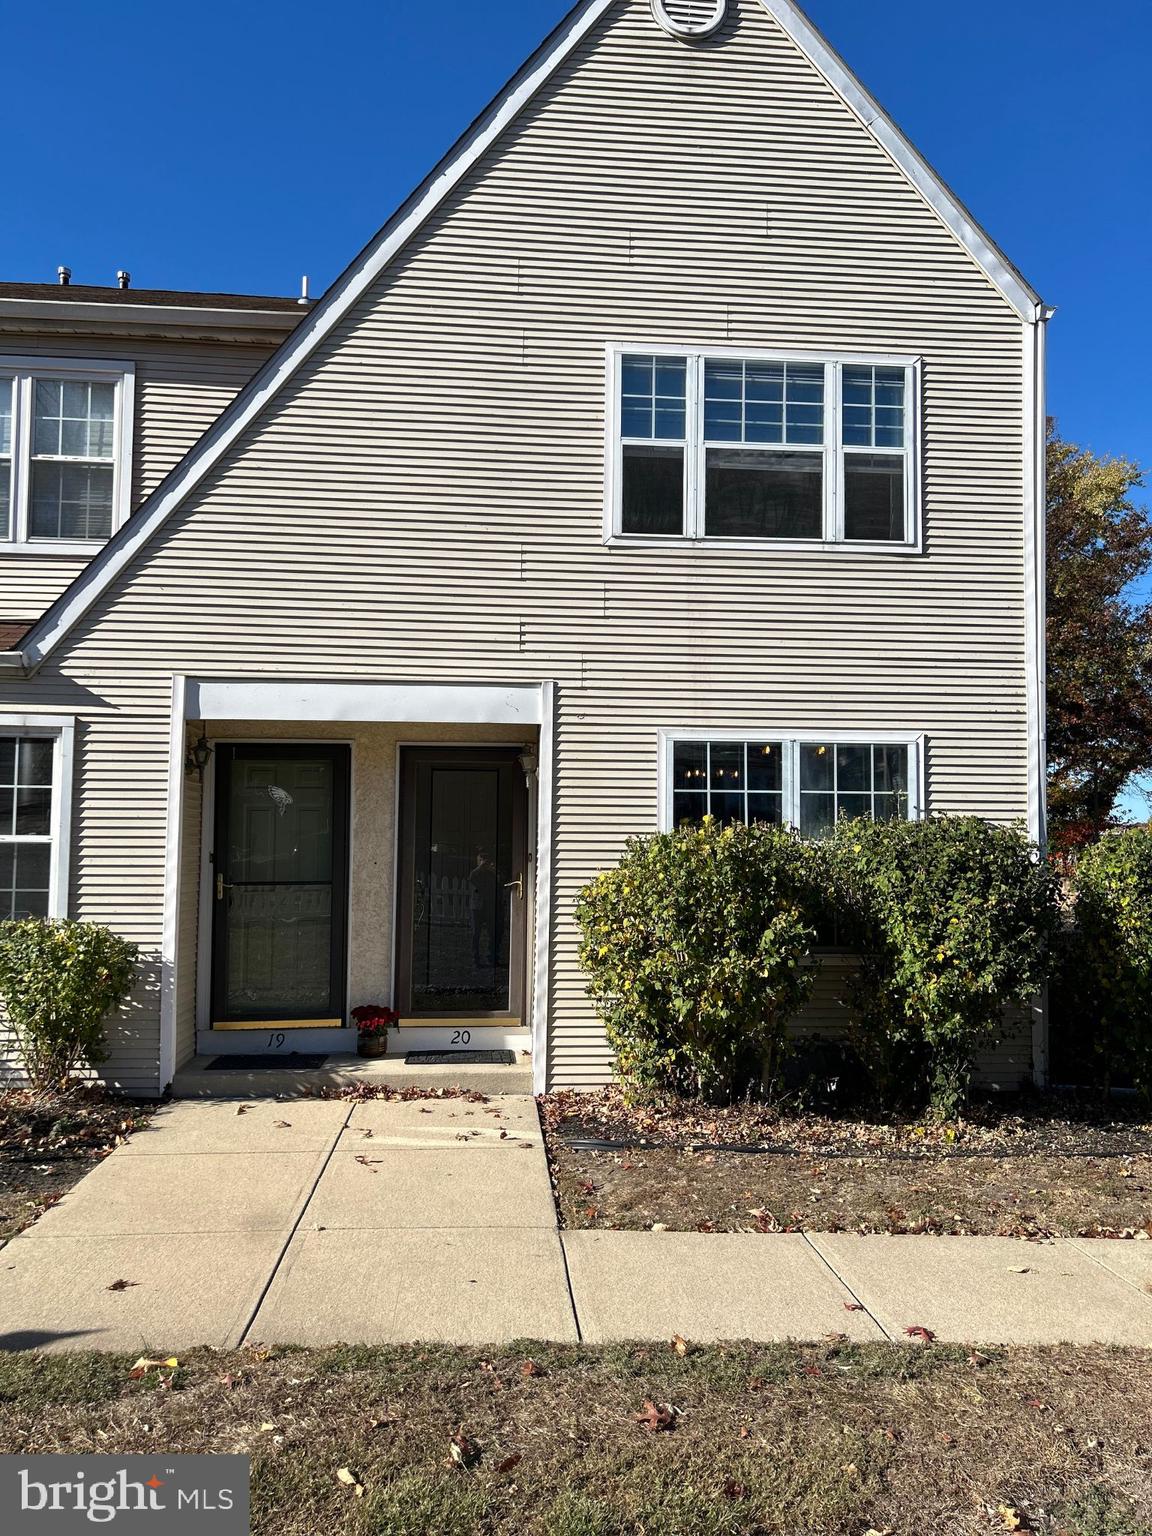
[469,846,500,970]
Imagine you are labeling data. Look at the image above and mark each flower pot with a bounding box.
[357,1034,388,1059]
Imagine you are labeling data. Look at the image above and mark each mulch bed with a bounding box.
[540,1089,1152,1239]
[0,1087,153,1243]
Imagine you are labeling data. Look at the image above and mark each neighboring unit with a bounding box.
[0,0,1048,1097]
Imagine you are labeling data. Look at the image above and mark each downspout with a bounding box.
[1025,301,1056,1087]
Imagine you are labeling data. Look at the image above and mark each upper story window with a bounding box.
[0,359,134,554]
[610,347,919,548]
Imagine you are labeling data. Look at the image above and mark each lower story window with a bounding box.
[0,723,72,919]
[668,735,919,833]
[0,736,53,918]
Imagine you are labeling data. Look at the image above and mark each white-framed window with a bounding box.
[0,358,135,554]
[607,346,919,548]
[0,717,74,919]
[660,731,923,837]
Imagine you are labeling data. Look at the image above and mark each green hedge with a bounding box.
[1064,827,1152,1101]
[0,919,139,1090]
[575,818,825,1102]
[829,817,1060,1117]
[576,815,1059,1115]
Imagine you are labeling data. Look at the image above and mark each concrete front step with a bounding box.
[171,1053,534,1099]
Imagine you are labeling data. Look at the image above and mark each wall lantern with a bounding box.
[185,733,213,781]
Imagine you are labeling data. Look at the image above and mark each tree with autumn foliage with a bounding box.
[1047,426,1152,842]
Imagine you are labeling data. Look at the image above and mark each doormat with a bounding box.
[206,1054,329,1070]
[405,1050,517,1066]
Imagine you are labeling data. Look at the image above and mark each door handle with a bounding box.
[215,874,235,901]
[504,875,524,901]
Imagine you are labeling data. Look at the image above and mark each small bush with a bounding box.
[575,818,824,1101]
[0,919,138,1090]
[1066,826,1152,1101]
[829,816,1059,1117]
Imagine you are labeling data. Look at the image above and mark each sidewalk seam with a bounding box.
[234,1102,355,1348]
[1070,1239,1152,1303]
[800,1232,894,1341]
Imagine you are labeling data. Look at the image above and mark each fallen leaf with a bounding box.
[480,1361,506,1390]
[721,1478,749,1500]
[273,1120,292,1129]
[635,1400,677,1432]
[998,1505,1026,1531]
[106,1279,138,1292]
[336,1467,365,1497]
[671,1334,689,1356]
[737,1426,751,1439]
[259,1423,277,1433]
[450,1431,480,1469]
[825,1332,849,1344]
[1007,1266,1032,1275]
[236,1104,254,1116]
[905,1325,936,1343]
[128,1356,178,1379]
[494,1454,522,1476]
[843,1302,866,1312]
[521,1359,545,1378]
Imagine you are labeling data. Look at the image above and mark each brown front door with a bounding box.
[396,747,529,1022]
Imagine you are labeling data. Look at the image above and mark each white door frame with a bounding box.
[159,677,556,1094]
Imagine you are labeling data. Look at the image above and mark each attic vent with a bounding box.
[651,0,728,39]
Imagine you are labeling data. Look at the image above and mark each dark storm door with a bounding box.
[396,747,529,1021]
[211,744,350,1028]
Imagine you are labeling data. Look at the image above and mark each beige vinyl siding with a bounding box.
[0,0,1033,1094]
[0,338,277,619]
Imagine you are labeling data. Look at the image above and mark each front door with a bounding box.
[211,744,350,1029]
[396,747,529,1023]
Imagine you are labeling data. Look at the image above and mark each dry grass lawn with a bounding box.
[1,1342,1149,1534]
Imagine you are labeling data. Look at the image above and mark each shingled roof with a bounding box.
[0,282,307,312]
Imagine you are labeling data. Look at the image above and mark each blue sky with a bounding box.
[4,0,1150,793]
[4,0,1147,473]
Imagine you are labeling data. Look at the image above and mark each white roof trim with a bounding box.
[11,0,1041,674]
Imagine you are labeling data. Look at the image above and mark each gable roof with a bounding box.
[2,0,1044,676]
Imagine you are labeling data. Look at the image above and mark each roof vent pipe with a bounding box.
[57,266,71,286]
[116,270,131,289]
[298,275,310,305]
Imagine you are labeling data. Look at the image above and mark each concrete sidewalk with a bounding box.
[1,1095,1151,1352]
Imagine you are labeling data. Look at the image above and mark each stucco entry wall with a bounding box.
[180,720,535,1056]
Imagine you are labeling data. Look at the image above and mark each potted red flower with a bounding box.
[352,1004,399,1058]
